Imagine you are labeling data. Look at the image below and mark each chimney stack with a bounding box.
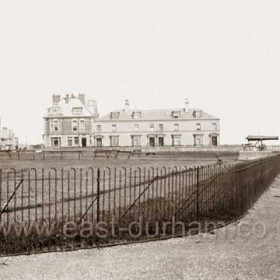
[125,99,130,110]
[87,100,98,117]
[185,98,189,112]
[65,94,70,104]
[52,94,61,106]
[78,93,86,105]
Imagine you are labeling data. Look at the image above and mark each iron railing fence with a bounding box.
[0,154,280,256]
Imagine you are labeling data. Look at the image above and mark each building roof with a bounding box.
[46,94,96,118]
[59,97,92,117]
[96,108,219,122]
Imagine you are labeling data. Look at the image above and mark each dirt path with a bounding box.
[1,176,280,280]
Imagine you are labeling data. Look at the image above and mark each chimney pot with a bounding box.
[185,98,189,112]
[65,94,70,104]
[125,99,130,110]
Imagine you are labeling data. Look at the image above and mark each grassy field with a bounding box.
[0,150,239,171]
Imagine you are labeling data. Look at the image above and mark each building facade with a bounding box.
[0,127,18,150]
[93,100,220,148]
[43,94,98,148]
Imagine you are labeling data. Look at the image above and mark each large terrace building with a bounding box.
[94,99,220,148]
[43,94,98,148]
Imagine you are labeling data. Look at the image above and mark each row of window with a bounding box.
[50,119,86,133]
[49,107,83,115]
[96,134,218,147]
[96,123,218,132]
[51,136,88,147]
[110,110,203,120]
[50,120,218,133]
[50,135,218,148]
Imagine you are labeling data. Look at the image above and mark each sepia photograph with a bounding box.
[0,1,280,279]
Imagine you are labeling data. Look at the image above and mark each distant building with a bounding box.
[43,94,98,148]
[94,99,220,148]
[0,127,18,150]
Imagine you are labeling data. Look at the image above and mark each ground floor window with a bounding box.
[74,137,79,146]
[158,137,164,146]
[51,137,61,147]
[110,136,119,147]
[67,137,73,147]
[172,135,181,146]
[194,135,203,146]
[132,136,141,146]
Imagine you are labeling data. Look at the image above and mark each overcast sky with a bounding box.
[0,0,280,145]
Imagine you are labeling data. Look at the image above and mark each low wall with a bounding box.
[238,151,278,161]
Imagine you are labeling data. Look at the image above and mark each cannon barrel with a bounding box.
[246,136,279,141]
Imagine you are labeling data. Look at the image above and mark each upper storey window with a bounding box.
[171,111,181,119]
[50,119,59,132]
[132,111,141,119]
[48,107,61,115]
[72,120,78,132]
[72,107,83,115]
[112,125,117,132]
[110,112,120,119]
[193,110,202,118]
[50,107,59,113]
[212,123,217,130]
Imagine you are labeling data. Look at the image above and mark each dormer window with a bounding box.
[171,111,181,119]
[193,110,202,118]
[132,111,141,119]
[72,107,83,115]
[110,112,120,119]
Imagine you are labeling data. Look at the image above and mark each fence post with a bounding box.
[96,168,101,245]
[196,167,200,222]
[0,169,2,222]
[235,164,239,216]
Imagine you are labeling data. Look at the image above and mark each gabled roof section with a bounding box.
[59,97,92,117]
[46,94,96,118]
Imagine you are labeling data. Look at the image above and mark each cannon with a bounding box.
[246,136,279,151]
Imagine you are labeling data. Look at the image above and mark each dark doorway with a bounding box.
[82,137,87,147]
[149,137,156,147]
[96,138,102,147]
[212,136,218,146]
